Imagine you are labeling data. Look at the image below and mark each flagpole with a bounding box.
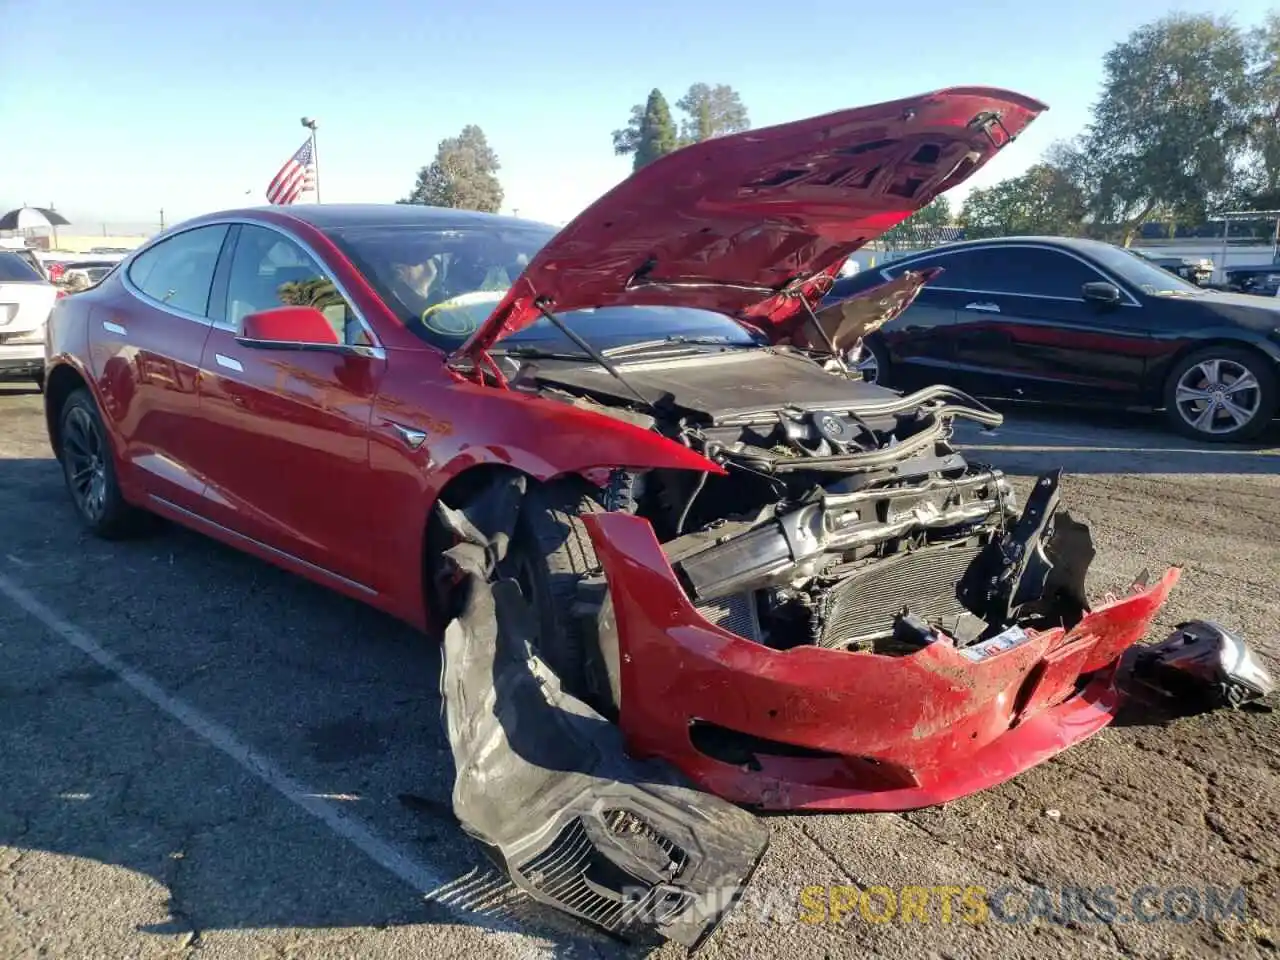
[301,117,320,203]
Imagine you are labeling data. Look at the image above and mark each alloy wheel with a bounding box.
[1173,358,1263,436]
[848,345,879,383]
[62,406,109,522]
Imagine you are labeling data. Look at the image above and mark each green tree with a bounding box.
[1081,14,1253,245]
[1240,12,1280,207]
[613,83,751,163]
[881,196,953,250]
[915,196,952,228]
[400,125,503,213]
[958,162,1089,239]
[675,83,750,144]
[612,89,679,172]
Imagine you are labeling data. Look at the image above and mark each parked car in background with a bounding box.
[1221,262,1280,297]
[58,259,120,287]
[1135,250,1214,286]
[823,235,1280,442]
[0,239,51,281]
[0,249,59,387]
[37,252,126,286]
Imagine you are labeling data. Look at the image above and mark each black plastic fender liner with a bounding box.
[435,475,770,949]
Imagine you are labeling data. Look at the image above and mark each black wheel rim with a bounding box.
[63,406,108,522]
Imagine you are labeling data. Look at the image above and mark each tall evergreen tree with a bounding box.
[613,88,680,172]
[634,90,678,171]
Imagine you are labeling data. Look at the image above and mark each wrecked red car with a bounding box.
[44,87,1272,949]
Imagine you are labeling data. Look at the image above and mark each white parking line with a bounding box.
[0,570,550,959]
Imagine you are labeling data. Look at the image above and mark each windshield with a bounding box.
[326,222,556,350]
[325,222,762,353]
[1091,243,1203,295]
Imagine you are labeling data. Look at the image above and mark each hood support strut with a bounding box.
[795,288,845,364]
[533,298,656,411]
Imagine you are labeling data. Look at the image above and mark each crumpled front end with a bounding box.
[436,474,768,949]
[583,507,1181,812]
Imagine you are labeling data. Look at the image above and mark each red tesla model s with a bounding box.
[44,87,1262,947]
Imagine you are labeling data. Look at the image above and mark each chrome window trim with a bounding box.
[120,221,231,327]
[234,336,384,360]
[120,216,387,359]
[879,242,1144,307]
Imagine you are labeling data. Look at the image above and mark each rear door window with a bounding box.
[127,225,230,318]
[886,246,1105,299]
[979,248,1105,299]
[883,249,1003,290]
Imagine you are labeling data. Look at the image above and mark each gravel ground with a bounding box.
[1,380,1277,960]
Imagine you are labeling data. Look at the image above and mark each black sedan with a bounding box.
[824,236,1280,442]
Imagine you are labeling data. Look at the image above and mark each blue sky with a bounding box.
[2,0,1275,233]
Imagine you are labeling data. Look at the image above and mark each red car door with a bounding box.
[93,223,231,511]
[191,222,386,593]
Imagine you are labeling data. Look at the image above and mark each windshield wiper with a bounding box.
[603,335,757,357]
[498,345,594,361]
[532,300,656,411]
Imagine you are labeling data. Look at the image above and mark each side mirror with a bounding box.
[239,305,341,349]
[1082,281,1122,305]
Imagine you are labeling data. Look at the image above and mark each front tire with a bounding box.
[57,389,152,538]
[1162,346,1277,443]
[504,480,617,713]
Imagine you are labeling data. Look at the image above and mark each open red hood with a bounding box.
[455,86,1046,358]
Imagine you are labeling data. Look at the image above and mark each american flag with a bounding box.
[266,138,316,205]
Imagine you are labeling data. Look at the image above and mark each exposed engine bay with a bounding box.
[432,342,1274,952]
[435,352,1275,951]
[417,85,1274,953]
[510,345,1094,655]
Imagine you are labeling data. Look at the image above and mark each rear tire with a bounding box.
[1162,345,1277,443]
[504,480,617,713]
[32,371,44,393]
[57,388,153,539]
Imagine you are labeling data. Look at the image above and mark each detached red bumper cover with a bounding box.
[584,513,1179,812]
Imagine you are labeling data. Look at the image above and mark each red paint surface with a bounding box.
[459,87,1046,355]
[242,305,340,345]
[586,512,1178,811]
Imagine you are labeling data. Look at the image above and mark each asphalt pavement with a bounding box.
[1,382,1277,960]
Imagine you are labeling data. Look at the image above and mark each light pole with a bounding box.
[301,117,320,203]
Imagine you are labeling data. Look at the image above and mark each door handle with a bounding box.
[963,302,1001,313]
[214,353,243,373]
[102,320,127,335]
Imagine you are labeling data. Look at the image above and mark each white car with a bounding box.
[0,250,59,387]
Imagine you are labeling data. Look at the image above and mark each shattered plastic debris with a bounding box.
[435,473,769,949]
